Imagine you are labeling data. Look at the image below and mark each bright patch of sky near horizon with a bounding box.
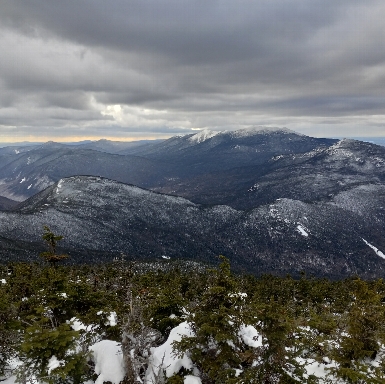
[0,1,385,142]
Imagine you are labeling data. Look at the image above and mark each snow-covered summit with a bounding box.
[184,126,302,145]
[188,129,221,143]
[187,127,301,143]
[230,126,299,138]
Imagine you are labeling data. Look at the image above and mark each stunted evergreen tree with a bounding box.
[40,226,68,266]
[121,284,163,383]
[173,256,251,383]
[328,278,385,383]
[19,312,89,384]
[0,285,19,378]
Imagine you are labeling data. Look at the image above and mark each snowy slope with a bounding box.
[0,176,384,278]
[188,129,221,143]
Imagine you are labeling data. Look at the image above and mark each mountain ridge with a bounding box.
[0,128,338,203]
[1,175,384,279]
[0,129,384,278]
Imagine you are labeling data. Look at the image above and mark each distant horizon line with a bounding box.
[0,137,166,147]
[1,134,385,147]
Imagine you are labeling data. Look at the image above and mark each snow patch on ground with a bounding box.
[239,325,262,348]
[297,224,309,237]
[47,355,65,375]
[184,376,202,384]
[248,183,259,192]
[89,340,125,384]
[68,317,96,332]
[297,357,338,381]
[107,312,117,327]
[95,311,117,326]
[34,175,53,190]
[362,238,385,259]
[56,179,63,194]
[146,321,199,382]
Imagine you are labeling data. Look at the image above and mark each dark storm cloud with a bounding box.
[0,0,385,140]
[0,1,359,64]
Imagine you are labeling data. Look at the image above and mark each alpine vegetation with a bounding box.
[1,256,385,383]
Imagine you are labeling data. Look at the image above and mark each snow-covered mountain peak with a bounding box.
[230,126,299,138]
[188,129,221,143]
[185,126,303,144]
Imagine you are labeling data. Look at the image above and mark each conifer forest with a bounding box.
[2,253,385,383]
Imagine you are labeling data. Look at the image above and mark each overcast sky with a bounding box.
[0,0,384,142]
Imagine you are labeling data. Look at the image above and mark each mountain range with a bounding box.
[0,127,337,204]
[0,127,384,278]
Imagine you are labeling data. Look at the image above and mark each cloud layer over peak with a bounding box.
[1,0,385,141]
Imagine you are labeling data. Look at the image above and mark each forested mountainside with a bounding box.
[0,128,338,203]
[147,137,385,209]
[0,128,384,278]
[0,146,170,202]
[0,128,384,211]
[0,176,384,279]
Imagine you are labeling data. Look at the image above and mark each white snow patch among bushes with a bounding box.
[184,375,202,384]
[107,311,117,326]
[47,355,65,375]
[239,325,262,348]
[68,317,96,332]
[89,340,125,384]
[146,321,200,382]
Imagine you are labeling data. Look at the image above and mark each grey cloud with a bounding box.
[0,1,354,63]
[0,0,384,140]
